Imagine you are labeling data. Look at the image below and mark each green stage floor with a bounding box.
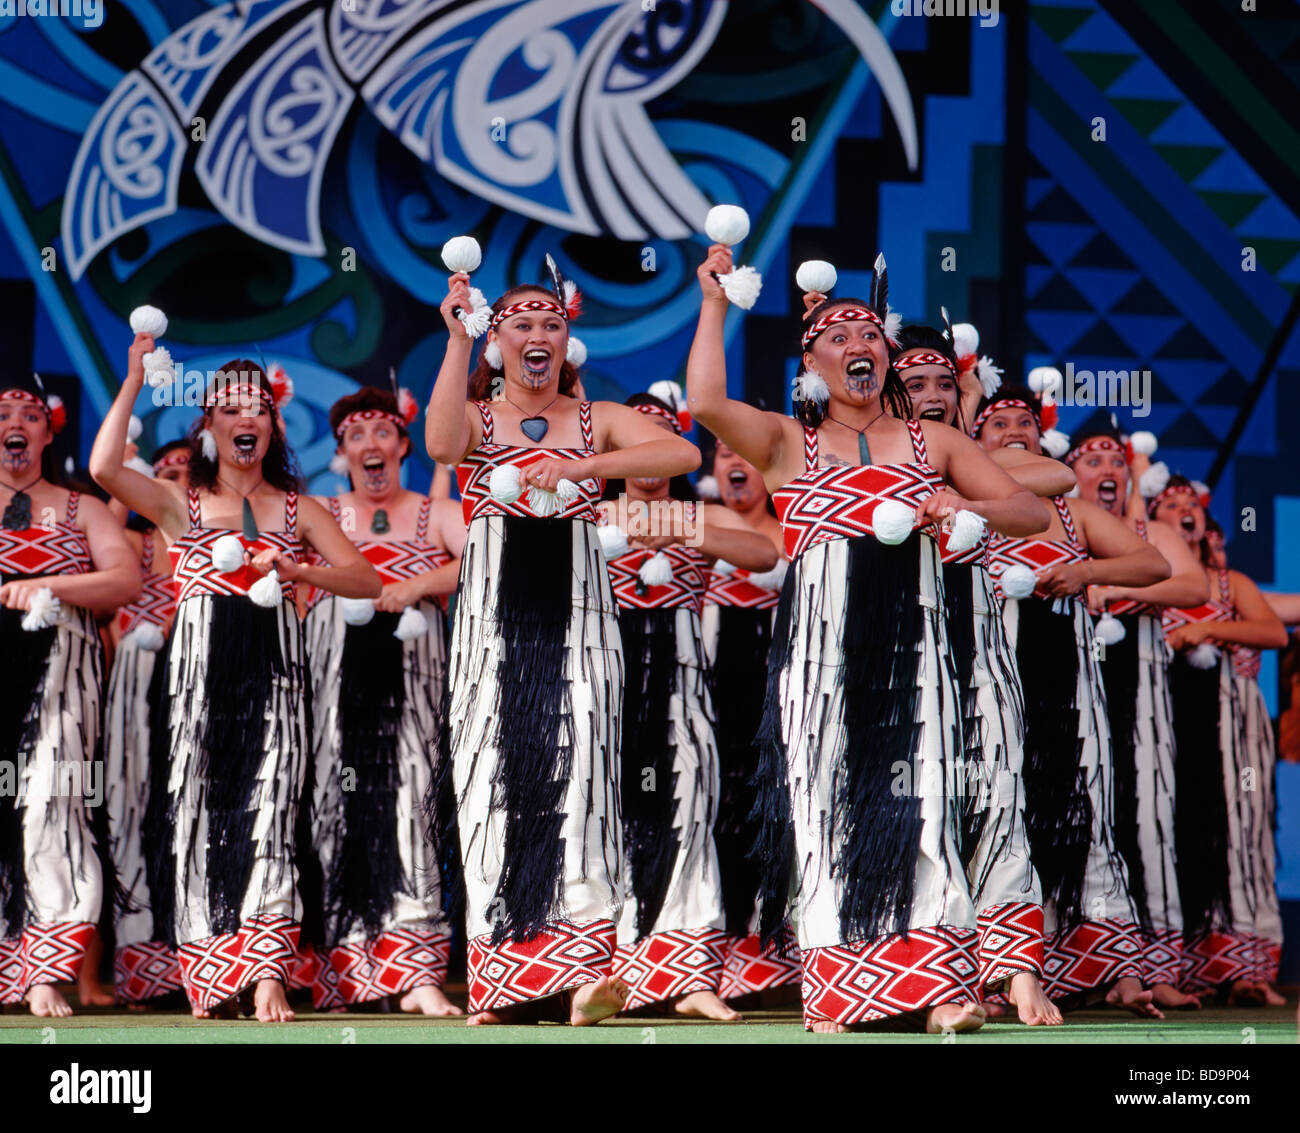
[0,1004,1294,1044]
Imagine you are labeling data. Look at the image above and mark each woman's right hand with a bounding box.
[698,244,732,303]
[127,332,154,386]
[440,272,472,340]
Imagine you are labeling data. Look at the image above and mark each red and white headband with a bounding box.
[0,387,66,433]
[490,297,573,331]
[1064,435,1125,467]
[1149,482,1208,512]
[635,402,683,436]
[335,394,420,441]
[970,397,1036,439]
[801,305,885,350]
[894,349,956,376]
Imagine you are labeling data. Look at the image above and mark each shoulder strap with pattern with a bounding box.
[142,530,155,573]
[906,418,928,464]
[1218,567,1232,604]
[187,488,202,528]
[1133,514,1147,540]
[476,400,494,443]
[417,495,433,543]
[579,401,594,449]
[804,425,818,472]
[327,495,342,522]
[285,491,298,536]
[65,491,80,523]
[1055,496,1081,548]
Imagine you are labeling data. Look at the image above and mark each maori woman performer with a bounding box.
[599,390,776,1020]
[701,438,797,1002]
[1067,428,1206,1008]
[1152,485,1287,1003]
[425,265,699,1026]
[894,324,1066,1026]
[104,439,190,1007]
[305,386,465,1015]
[91,340,380,1022]
[687,245,1050,1034]
[975,384,1169,1017]
[0,379,138,1016]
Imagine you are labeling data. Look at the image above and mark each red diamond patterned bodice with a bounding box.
[938,526,989,567]
[0,492,92,578]
[456,400,603,525]
[607,506,709,612]
[772,420,942,561]
[987,496,1087,601]
[118,531,176,633]
[704,566,782,609]
[168,489,303,604]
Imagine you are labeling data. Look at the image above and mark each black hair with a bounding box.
[971,381,1042,439]
[795,297,911,427]
[894,323,963,429]
[186,359,303,493]
[150,438,190,466]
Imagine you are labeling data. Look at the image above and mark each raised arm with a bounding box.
[921,425,1050,537]
[696,503,779,571]
[89,332,188,537]
[684,244,790,475]
[424,272,480,466]
[988,446,1076,497]
[1265,592,1300,626]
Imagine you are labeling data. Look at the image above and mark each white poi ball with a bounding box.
[127,415,143,442]
[129,305,168,338]
[131,622,166,652]
[1129,431,1158,456]
[1187,642,1220,670]
[1000,564,1037,599]
[1095,612,1127,646]
[795,260,837,295]
[705,204,750,246]
[597,524,630,559]
[441,235,482,274]
[341,597,376,626]
[394,606,429,641]
[872,500,916,545]
[211,534,245,573]
[1027,366,1063,397]
[489,464,523,504]
[951,323,979,358]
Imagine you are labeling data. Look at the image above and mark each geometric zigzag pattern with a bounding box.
[1181,930,1278,995]
[611,927,727,1011]
[977,902,1046,988]
[175,913,300,1012]
[800,927,979,1028]
[1041,919,1142,998]
[0,922,96,1004]
[114,940,183,1004]
[467,920,616,1015]
[1141,927,1183,989]
[325,929,452,1006]
[717,929,801,1000]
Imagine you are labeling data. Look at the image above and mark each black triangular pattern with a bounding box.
[1196,369,1252,406]
[1027,185,1095,224]
[1111,278,1181,316]
[1069,321,1138,356]
[1147,371,1182,406]
[1032,273,1095,311]
[1159,411,1220,448]
[1155,323,1221,360]
[1068,232,1137,270]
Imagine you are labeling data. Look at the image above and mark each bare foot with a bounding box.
[809,1019,849,1033]
[1106,976,1164,1018]
[1151,982,1200,1009]
[1257,982,1286,1007]
[569,976,628,1026]
[191,1004,211,1019]
[253,979,295,1022]
[1007,971,1063,1025]
[27,984,73,1018]
[982,999,1008,1018]
[76,934,114,1006]
[1226,979,1266,1007]
[926,1001,986,1033]
[672,989,742,1021]
[398,984,463,1016]
[466,1010,504,1025]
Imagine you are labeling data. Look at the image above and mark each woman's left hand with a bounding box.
[524,457,587,492]
[375,577,427,612]
[1035,561,1093,598]
[0,577,50,611]
[1167,622,1210,649]
[916,489,972,527]
[246,547,307,581]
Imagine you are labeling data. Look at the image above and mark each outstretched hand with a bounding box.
[698,244,732,303]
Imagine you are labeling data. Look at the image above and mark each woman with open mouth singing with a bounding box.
[975,386,1170,1018]
[92,344,379,1022]
[425,267,699,1026]
[302,385,465,1016]
[1152,484,1288,1006]
[1067,428,1207,1009]
[0,378,138,1017]
[687,246,1049,1034]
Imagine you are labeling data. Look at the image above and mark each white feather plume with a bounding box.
[394,606,429,641]
[459,287,492,339]
[976,357,1004,397]
[1041,428,1070,458]
[718,265,762,310]
[792,369,830,404]
[565,335,587,367]
[1138,460,1170,499]
[199,428,217,462]
[21,587,60,631]
[883,306,902,344]
[248,569,283,608]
